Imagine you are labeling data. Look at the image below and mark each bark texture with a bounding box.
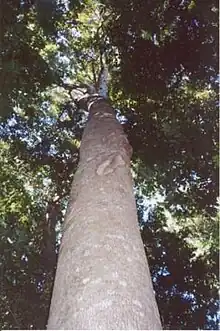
[47,97,162,330]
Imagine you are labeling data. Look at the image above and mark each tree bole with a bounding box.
[47,97,162,330]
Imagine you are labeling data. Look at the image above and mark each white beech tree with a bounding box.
[47,67,162,329]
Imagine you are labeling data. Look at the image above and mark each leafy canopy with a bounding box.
[0,0,218,329]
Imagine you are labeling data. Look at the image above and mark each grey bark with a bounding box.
[47,96,162,330]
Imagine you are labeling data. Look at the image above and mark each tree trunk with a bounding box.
[47,96,162,330]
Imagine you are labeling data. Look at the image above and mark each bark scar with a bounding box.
[96,154,126,176]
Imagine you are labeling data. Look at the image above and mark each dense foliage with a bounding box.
[0,0,218,329]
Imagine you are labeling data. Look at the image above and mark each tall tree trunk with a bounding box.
[47,96,162,330]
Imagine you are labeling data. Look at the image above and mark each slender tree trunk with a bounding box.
[47,96,162,330]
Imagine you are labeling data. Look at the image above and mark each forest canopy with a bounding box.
[0,0,219,329]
